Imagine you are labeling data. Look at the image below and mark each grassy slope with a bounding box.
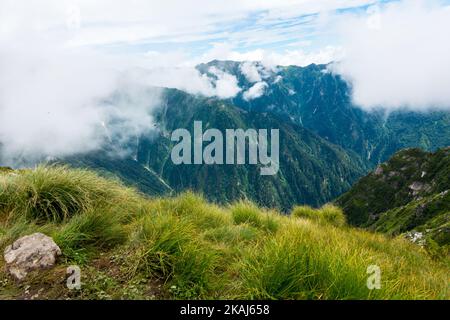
[0,166,448,300]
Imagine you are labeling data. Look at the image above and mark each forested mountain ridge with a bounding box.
[337,147,450,254]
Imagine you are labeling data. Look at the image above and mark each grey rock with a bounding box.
[4,233,61,281]
[374,166,384,176]
[409,181,424,191]
[388,171,399,177]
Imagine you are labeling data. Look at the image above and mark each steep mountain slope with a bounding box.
[337,147,450,252]
[135,89,366,209]
[199,60,450,165]
[62,151,172,196]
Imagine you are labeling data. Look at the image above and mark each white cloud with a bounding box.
[0,0,374,48]
[332,0,450,111]
[0,40,162,164]
[240,62,262,83]
[274,75,283,84]
[243,82,268,101]
[199,43,343,68]
[130,67,213,96]
[263,46,344,67]
[0,41,244,164]
[198,43,266,65]
[208,67,242,98]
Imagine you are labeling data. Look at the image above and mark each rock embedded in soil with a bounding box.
[3,233,62,281]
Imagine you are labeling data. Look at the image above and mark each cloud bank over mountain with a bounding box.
[0,42,115,163]
[0,0,449,164]
[332,1,450,111]
[0,41,242,164]
[0,2,243,163]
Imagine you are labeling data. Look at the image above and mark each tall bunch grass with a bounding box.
[127,213,220,298]
[292,204,346,227]
[230,200,279,233]
[0,165,140,222]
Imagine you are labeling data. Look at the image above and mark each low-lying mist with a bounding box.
[0,42,242,167]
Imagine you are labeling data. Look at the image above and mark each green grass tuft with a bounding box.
[292,204,346,227]
[54,208,128,264]
[127,213,219,298]
[230,201,279,233]
[0,165,140,223]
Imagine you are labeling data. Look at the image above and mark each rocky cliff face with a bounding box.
[337,147,450,254]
